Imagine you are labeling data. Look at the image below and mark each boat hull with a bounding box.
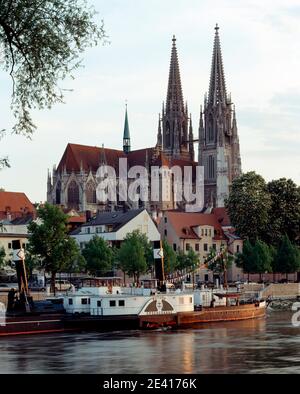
[139,302,266,329]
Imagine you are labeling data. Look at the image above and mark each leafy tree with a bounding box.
[82,236,112,276]
[0,246,6,268]
[176,250,189,271]
[252,240,273,281]
[236,240,255,281]
[27,203,81,292]
[267,178,300,246]
[207,246,233,289]
[0,0,106,167]
[185,248,199,286]
[274,235,300,279]
[117,230,148,284]
[162,240,177,275]
[225,172,271,243]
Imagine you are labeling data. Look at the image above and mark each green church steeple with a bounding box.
[123,104,131,153]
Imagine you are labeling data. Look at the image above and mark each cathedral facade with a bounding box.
[47,26,241,213]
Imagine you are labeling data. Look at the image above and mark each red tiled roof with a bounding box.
[166,211,226,240]
[212,207,232,227]
[0,191,35,219]
[57,143,126,173]
[57,144,197,174]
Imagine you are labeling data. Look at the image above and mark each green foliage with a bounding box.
[267,178,300,245]
[117,230,149,283]
[176,250,189,271]
[207,247,233,275]
[27,203,81,289]
[237,240,274,276]
[0,246,6,268]
[225,171,272,242]
[0,0,106,136]
[274,235,300,275]
[81,235,112,276]
[162,240,177,274]
[185,248,199,270]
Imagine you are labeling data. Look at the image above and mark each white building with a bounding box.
[70,208,161,250]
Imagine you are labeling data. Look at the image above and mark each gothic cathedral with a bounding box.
[47,26,241,213]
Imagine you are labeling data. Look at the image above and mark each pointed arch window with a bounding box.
[86,181,97,204]
[208,114,214,142]
[68,180,80,207]
[56,181,61,205]
[208,155,215,179]
[166,121,171,147]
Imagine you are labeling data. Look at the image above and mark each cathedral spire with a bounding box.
[100,143,107,166]
[161,36,190,160]
[166,35,184,114]
[123,103,131,154]
[156,113,162,148]
[188,114,194,161]
[208,24,227,107]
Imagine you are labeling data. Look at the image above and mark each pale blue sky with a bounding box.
[1,0,300,202]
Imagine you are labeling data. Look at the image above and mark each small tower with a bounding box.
[188,114,194,161]
[123,104,131,154]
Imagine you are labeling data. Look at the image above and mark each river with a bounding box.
[0,311,299,374]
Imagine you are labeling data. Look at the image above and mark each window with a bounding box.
[212,244,216,250]
[109,300,116,307]
[68,299,73,305]
[97,301,101,307]
[204,244,208,252]
[86,227,90,234]
[67,180,80,208]
[189,297,193,304]
[205,274,209,282]
[56,181,61,205]
[236,245,240,253]
[118,300,125,307]
[173,244,177,251]
[201,229,204,236]
[195,243,199,252]
[8,242,12,249]
[81,298,88,305]
[209,229,211,237]
[164,217,167,223]
[186,243,190,251]
[164,229,167,236]
[205,228,208,236]
[22,243,26,249]
[86,180,97,204]
[208,155,215,179]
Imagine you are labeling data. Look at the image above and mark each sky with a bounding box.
[1,0,300,203]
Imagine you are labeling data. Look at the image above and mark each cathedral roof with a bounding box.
[57,143,126,173]
[57,144,197,174]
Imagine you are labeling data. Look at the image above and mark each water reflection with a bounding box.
[0,312,299,374]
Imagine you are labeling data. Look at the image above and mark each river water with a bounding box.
[0,311,299,374]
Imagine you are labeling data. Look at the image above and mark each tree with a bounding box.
[236,240,255,281]
[27,203,81,292]
[274,235,300,280]
[206,246,234,289]
[185,248,199,287]
[236,240,273,281]
[0,246,6,268]
[82,236,112,276]
[267,178,300,246]
[117,231,148,284]
[0,0,106,167]
[162,240,177,275]
[252,240,273,281]
[225,172,271,243]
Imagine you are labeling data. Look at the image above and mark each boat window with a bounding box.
[190,297,193,303]
[68,299,73,305]
[109,300,116,307]
[118,300,125,307]
[97,301,101,307]
[81,298,88,305]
